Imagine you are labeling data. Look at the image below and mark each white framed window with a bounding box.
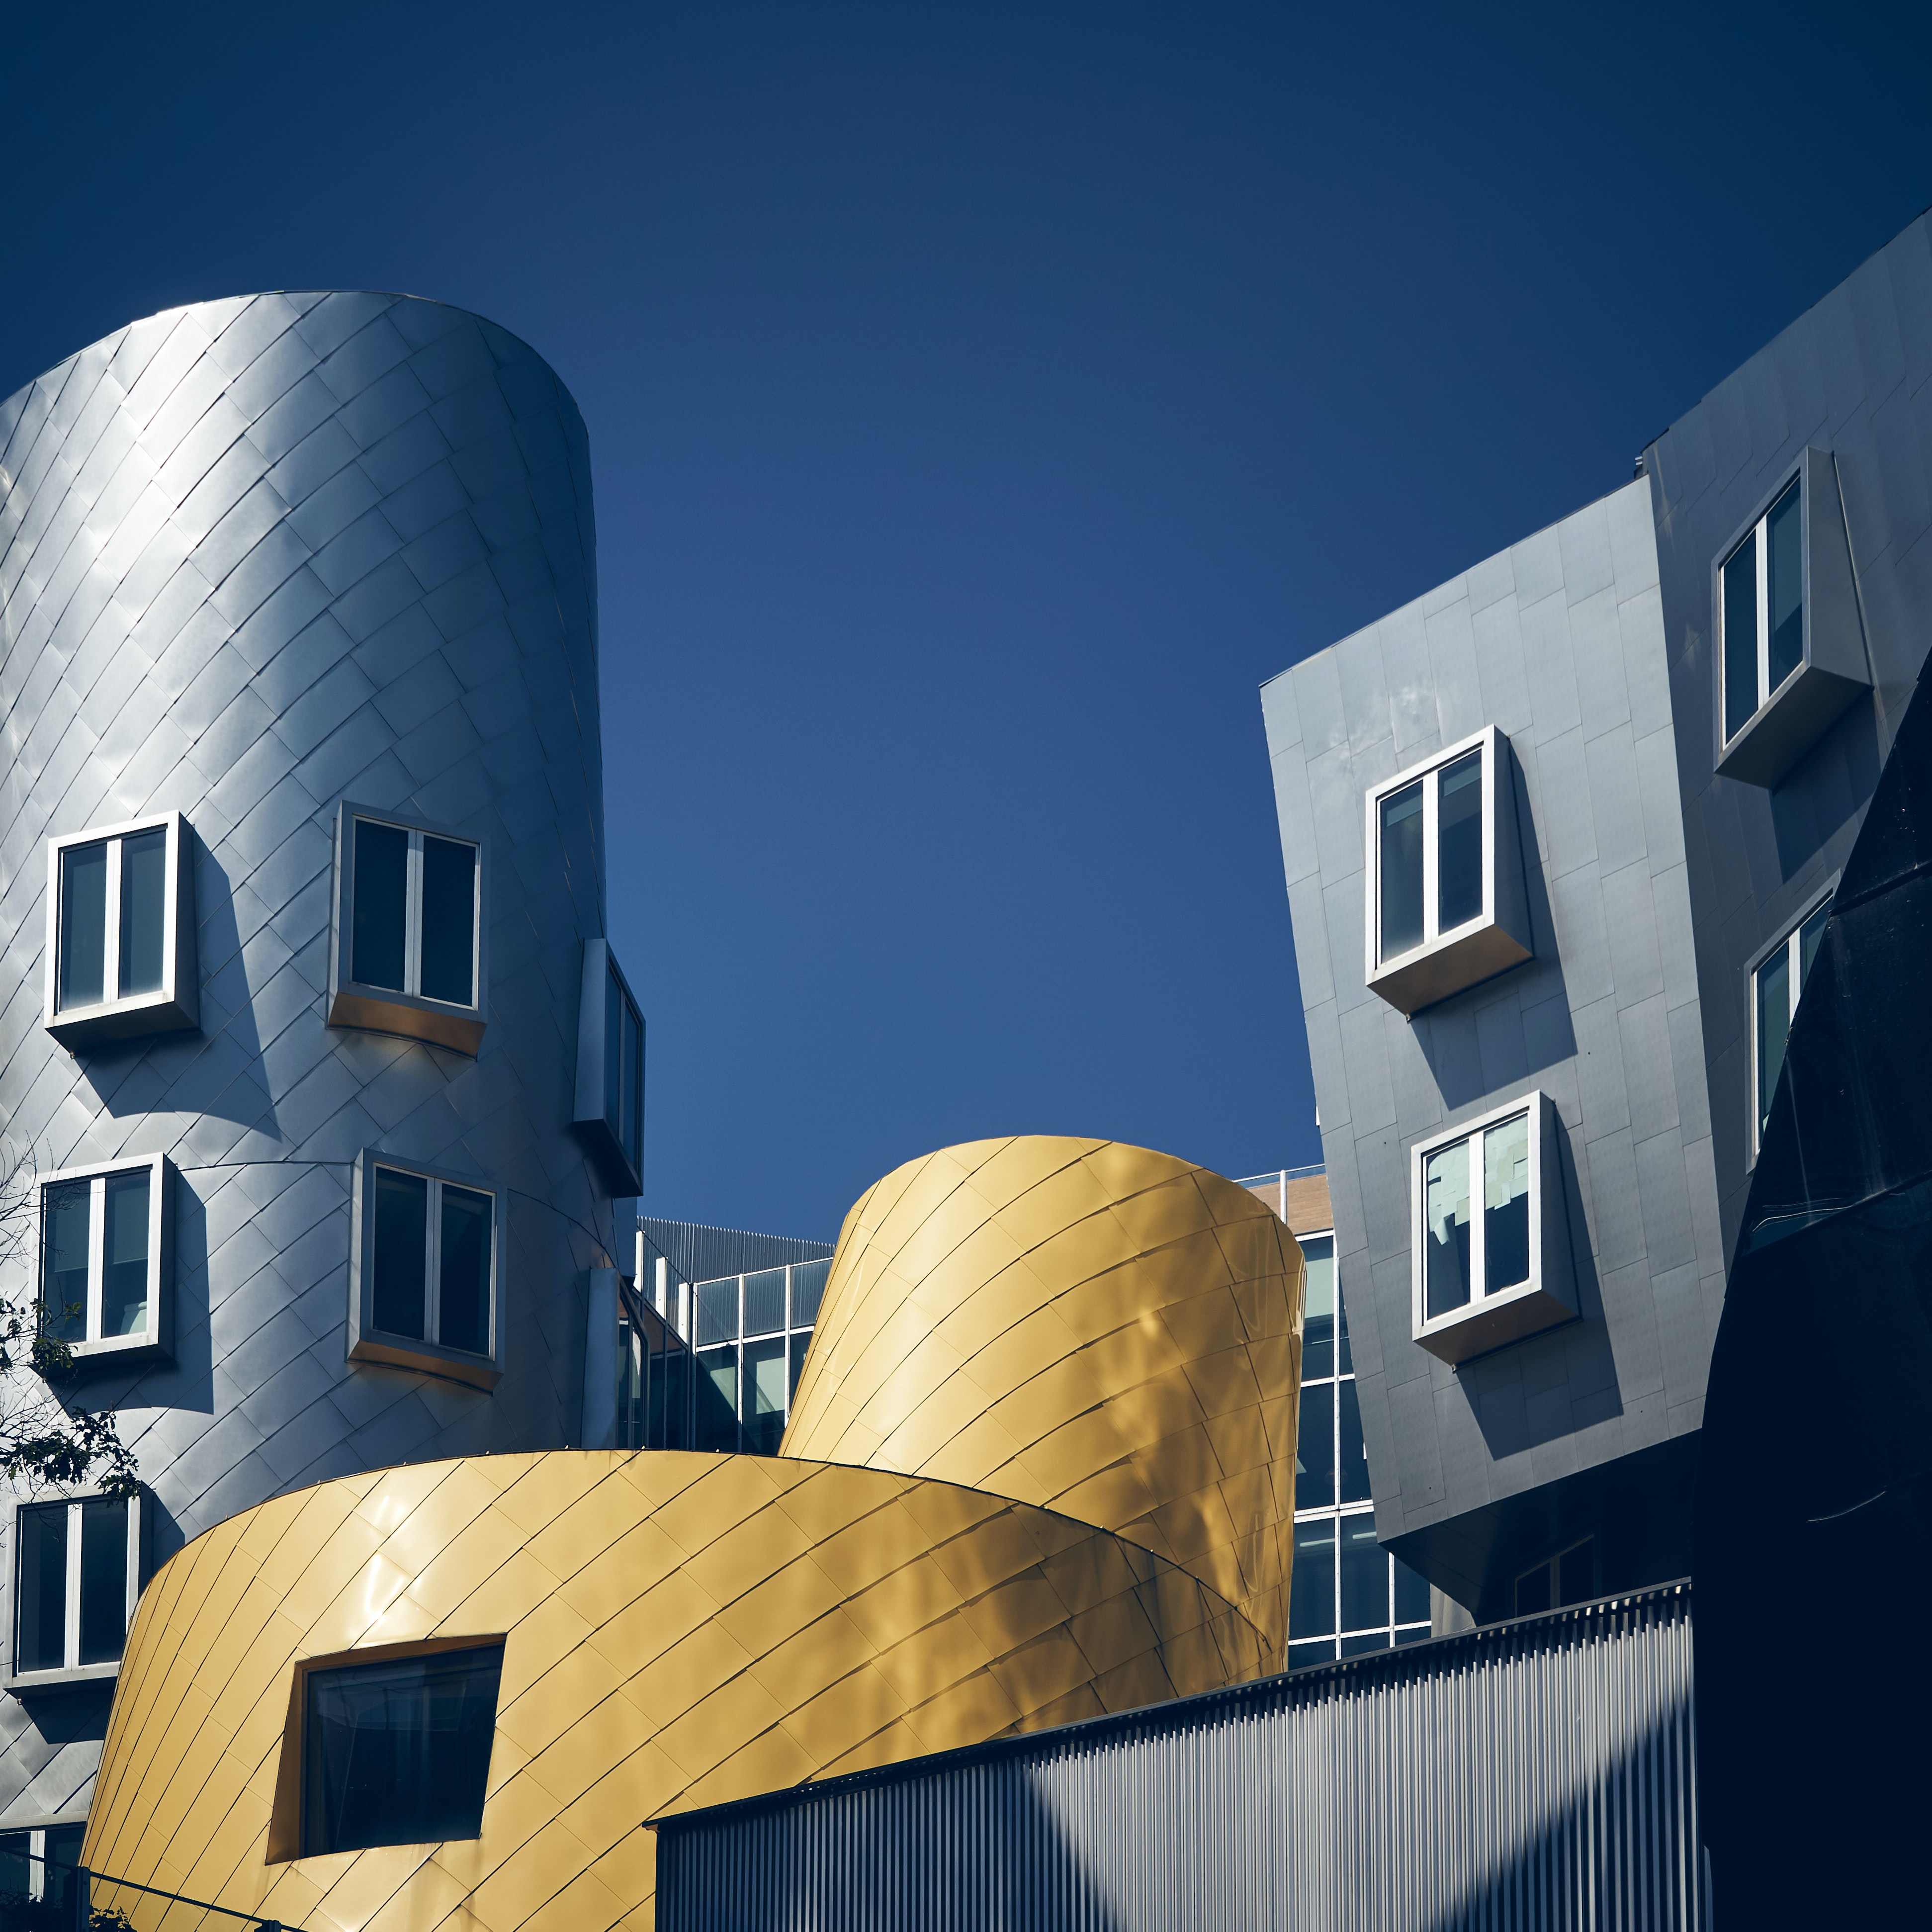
[573,938,645,1196]
[1512,1535,1596,1616]
[348,1149,504,1389]
[1410,1091,1575,1363]
[42,811,196,1048]
[1711,448,1869,789]
[1752,897,1831,1152]
[0,1822,87,1908]
[5,1490,147,1690]
[1362,724,1531,1015]
[328,802,487,1054]
[35,1154,173,1365]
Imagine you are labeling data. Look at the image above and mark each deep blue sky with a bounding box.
[4,4,1929,1239]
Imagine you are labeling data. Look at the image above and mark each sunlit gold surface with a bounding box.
[84,1140,1302,1930]
[786,1137,1304,1661]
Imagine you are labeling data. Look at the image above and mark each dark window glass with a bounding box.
[743,1268,787,1337]
[78,1497,127,1666]
[1337,1380,1371,1504]
[1295,1382,1334,1509]
[1798,902,1829,991]
[1423,1140,1471,1318]
[15,1505,68,1672]
[1394,1555,1431,1626]
[1514,1561,1553,1616]
[302,1645,502,1854]
[1483,1112,1532,1294]
[1339,1515,1387,1631]
[0,1829,32,1898]
[695,1346,737,1452]
[102,1168,150,1337]
[789,1330,812,1404]
[1301,1235,1334,1380]
[1765,479,1803,695]
[372,1168,428,1339]
[1336,1258,1352,1374]
[418,837,476,1007]
[352,821,410,992]
[438,1184,493,1356]
[1436,748,1484,932]
[1339,1631,1391,1657]
[1289,1519,1336,1638]
[1722,531,1759,742]
[741,1336,787,1455]
[1395,1623,1430,1646]
[695,1278,739,1346]
[790,1259,830,1326]
[58,842,107,1010]
[662,1347,690,1452]
[1757,944,1792,1141]
[1287,1638,1336,1669]
[42,1181,92,1343]
[41,1827,83,1908]
[1379,781,1425,959]
[616,1319,642,1451]
[118,827,168,998]
[647,1335,667,1448]
[1558,1538,1595,1607]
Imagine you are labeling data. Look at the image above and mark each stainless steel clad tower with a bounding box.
[0,294,622,1824]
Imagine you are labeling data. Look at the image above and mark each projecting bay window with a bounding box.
[1753,899,1831,1152]
[573,939,646,1195]
[1713,449,1870,789]
[36,1155,173,1366]
[1363,725,1531,1015]
[328,803,487,1054]
[43,812,196,1047]
[1411,1091,1574,1363]
[348,1150,504,1389]
[6,1492,147,1690]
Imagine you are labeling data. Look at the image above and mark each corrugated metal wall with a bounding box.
[657,1582,1706,1932]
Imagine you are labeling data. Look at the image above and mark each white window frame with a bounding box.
[572,937,646,1196]
[3,1489,148,1691]
[347,1148,505,1390]
[1710,447,1871,790]
[42,811,197,1048]
[32,1153,174,1366]
[1362,724,1532,1016]
[327,801,488,1054]
[1409,1090,1575,1364]
[1748,888,1834,1159]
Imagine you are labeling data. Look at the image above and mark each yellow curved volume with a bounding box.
[83,1138,1303,1930]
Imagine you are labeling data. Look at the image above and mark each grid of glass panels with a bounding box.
[1289,1232,1431,1665]
[686,1258,831,1455]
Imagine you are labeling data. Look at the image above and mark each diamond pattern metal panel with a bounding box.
[0,295,615,1823]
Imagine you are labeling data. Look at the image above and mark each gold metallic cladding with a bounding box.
[84,1451,1258,1931]
[785,1136,1305,1664]
[82,1138,1304,1931]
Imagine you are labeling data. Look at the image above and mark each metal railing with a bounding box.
[0,1853,288,1932]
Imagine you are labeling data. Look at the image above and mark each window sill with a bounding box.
[1716,658,1867,790]
[45,988,197,1051]
[3,1662,119,1694]
[64,1334,171,1372]
[349,1330,501,1391]
[1369,918,1532,1016]
[328,985,485,1055]
[1414,1280,1575,1365]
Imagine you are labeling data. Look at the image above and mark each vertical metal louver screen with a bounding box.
[657,1583,1705,1932]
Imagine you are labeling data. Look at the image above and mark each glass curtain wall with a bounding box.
[1289,1233,1431,1664]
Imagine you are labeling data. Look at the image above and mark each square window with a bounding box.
[1362,726,1532,1014]
[1410,1091,1574,1363]
[43,813,196,1049]
[1753,898,1831,1152]
[295,1643,503,1856]
[6,1492,148,1689]
[348,1150,504,1389]
[1713,450,1870,790]
[33,1155,174,1366]
[328,803,487,1054]
[572,939,645,1194]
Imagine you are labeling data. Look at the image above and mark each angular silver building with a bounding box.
[0,293,630,1828]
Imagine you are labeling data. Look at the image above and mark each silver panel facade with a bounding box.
[0,293,618,1822]
[658,1584,1703,1932]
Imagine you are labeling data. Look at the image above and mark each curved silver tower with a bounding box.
[0,294,619,1823]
